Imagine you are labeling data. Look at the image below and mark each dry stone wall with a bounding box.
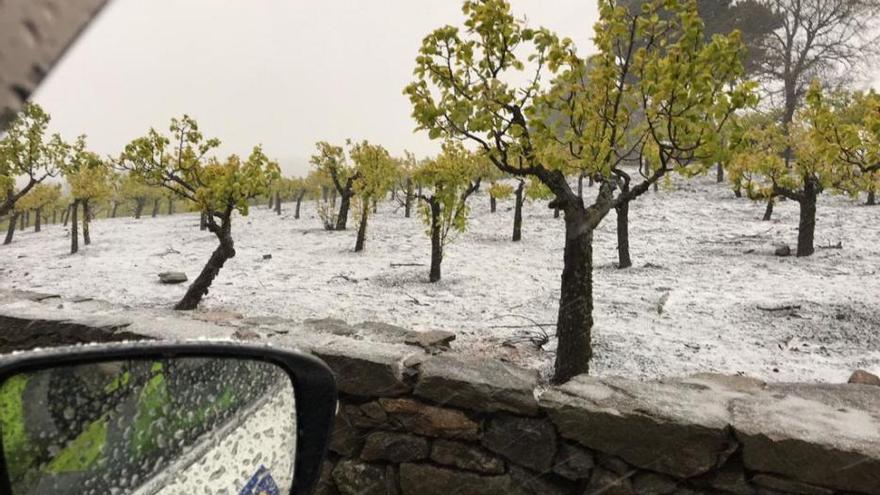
[0,290,878,495]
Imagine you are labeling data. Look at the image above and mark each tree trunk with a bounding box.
[134,199,145,219]
[554,211,595,384]
[82,199,91,246]
[175,219,235,311]
[52,209,57,225]
[653,182,659,192]
[110,202,118,218]
[372,198,378,214]
[429,202,442,283]
[175,238,235,310]
[168,198,174,215]
[295,191,305,219]
[578,173,585,198]
[268,194,274,209]
[34,208,42,232]
[554,207,560,218]
[70,201,79,255]
[151,198,160,218]
[62,204,71,226]
[355,202,369,252]
[274,191,282,215]
[763,198,774,221]
[19,213,25,230]
[616,199,632,269]
[490,196,497,213]
[867,191,876,206]
[716,163,724,183]
[200,211,207,231]
[734,186,742,198]
[4,212,19,245]
[336,190,352,231]
[797,185,818,257]
[405,178,413,218]
[512,181,524,242]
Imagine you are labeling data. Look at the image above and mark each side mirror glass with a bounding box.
[0,343,336,495]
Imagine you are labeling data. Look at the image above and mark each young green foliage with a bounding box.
[413,141,482,282]
[349,140,397,252]
[310,141,358,230]
[0,104,64,217]
[120,115,279,310]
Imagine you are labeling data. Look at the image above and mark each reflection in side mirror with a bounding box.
[0,357,296,495]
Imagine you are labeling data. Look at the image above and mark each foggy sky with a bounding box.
[33,1,598,176]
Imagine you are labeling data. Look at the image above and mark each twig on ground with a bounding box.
[404,293,429,306]
[757,305,802,312]
[390,263,425,268]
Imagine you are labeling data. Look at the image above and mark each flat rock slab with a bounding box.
[157,272,187,284]
[313,337,421,397]
[355,321,455,351]
[732,382,880,494]
[415,354,539,415]
[540,375,739,478]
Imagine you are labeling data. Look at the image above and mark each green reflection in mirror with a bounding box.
[0,357,296,495]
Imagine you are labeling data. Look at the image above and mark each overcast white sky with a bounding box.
[33,1,597,176]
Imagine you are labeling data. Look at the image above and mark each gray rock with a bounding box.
[847,369,880,386]
[508,465,570,495]
[732,382,880,494]
[329,408,363,457]
[631,472,679,494]
[313,338,420,397]
[306,318,359,336]
[313,462,340,495]
[331,460,387,495]
[431,439,506,474]
[703,461,754,495]
[586,467,635,495]
[344,402,389,429]
[774,245,791,257]
[415,354,539,415]
[262,253,272,260]
[354,321,455,351]
[361,432,429,463]
[481,415,557,472]
[404,329,456,352]
[750,474,833,495]
[553,442,595,481]
[379,398,480,440]
[158,271,187,284]
[399,463,511,495]
[540,375,737,478]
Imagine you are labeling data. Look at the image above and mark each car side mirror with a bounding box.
[0,341,336,495]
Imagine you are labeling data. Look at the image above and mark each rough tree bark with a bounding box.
[82,199,91,246]
[512,180,525,242]
[716,163,724,183]
[274,191,281,215]
[168,198,174,215]
[134,199,145,219]
[34,208,42,232]
[867,191,876,206]
[175,209,236,310]
[355,201,369,252]
[763,198,774,221]
[19,213,25,230]
[490,196,497,213]
[70,200,80,255]
[4,212,19,245]
[200,211,207,231]
[295,190,305,219]
[335,178,356,231]
[578,173,585,198]
[405,178,414,218]
[615,198,632,269]
[796,180,818,257]
[429,200,442,283]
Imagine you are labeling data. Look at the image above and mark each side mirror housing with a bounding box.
[0,341,337,495]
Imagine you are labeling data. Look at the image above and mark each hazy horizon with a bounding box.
[32,1,597,177]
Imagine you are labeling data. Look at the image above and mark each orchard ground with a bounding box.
[1,174,878,383]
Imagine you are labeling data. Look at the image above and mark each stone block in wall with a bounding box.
[344,402,390,429]
[379,397,480,440]
[430,439,506,474]
[750,474,833,495]
[481,414,557,472]
[332,460,393,495]
[586,467,636,495]
[507,465,571,495]
[314,461,340,495]
[313,338,420,397]
[553,442,595,481]
[631,472,679,494]
[731,382,880,494]
[330,408,364,457]
[698,460,754,495]
[414,354,539,415]
[398,463,511,495]
[361,431,430,463]
[540,375,736,478]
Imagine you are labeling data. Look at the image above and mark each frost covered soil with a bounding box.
[1,175,878,383]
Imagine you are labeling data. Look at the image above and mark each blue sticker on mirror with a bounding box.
[239,465,281,495]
